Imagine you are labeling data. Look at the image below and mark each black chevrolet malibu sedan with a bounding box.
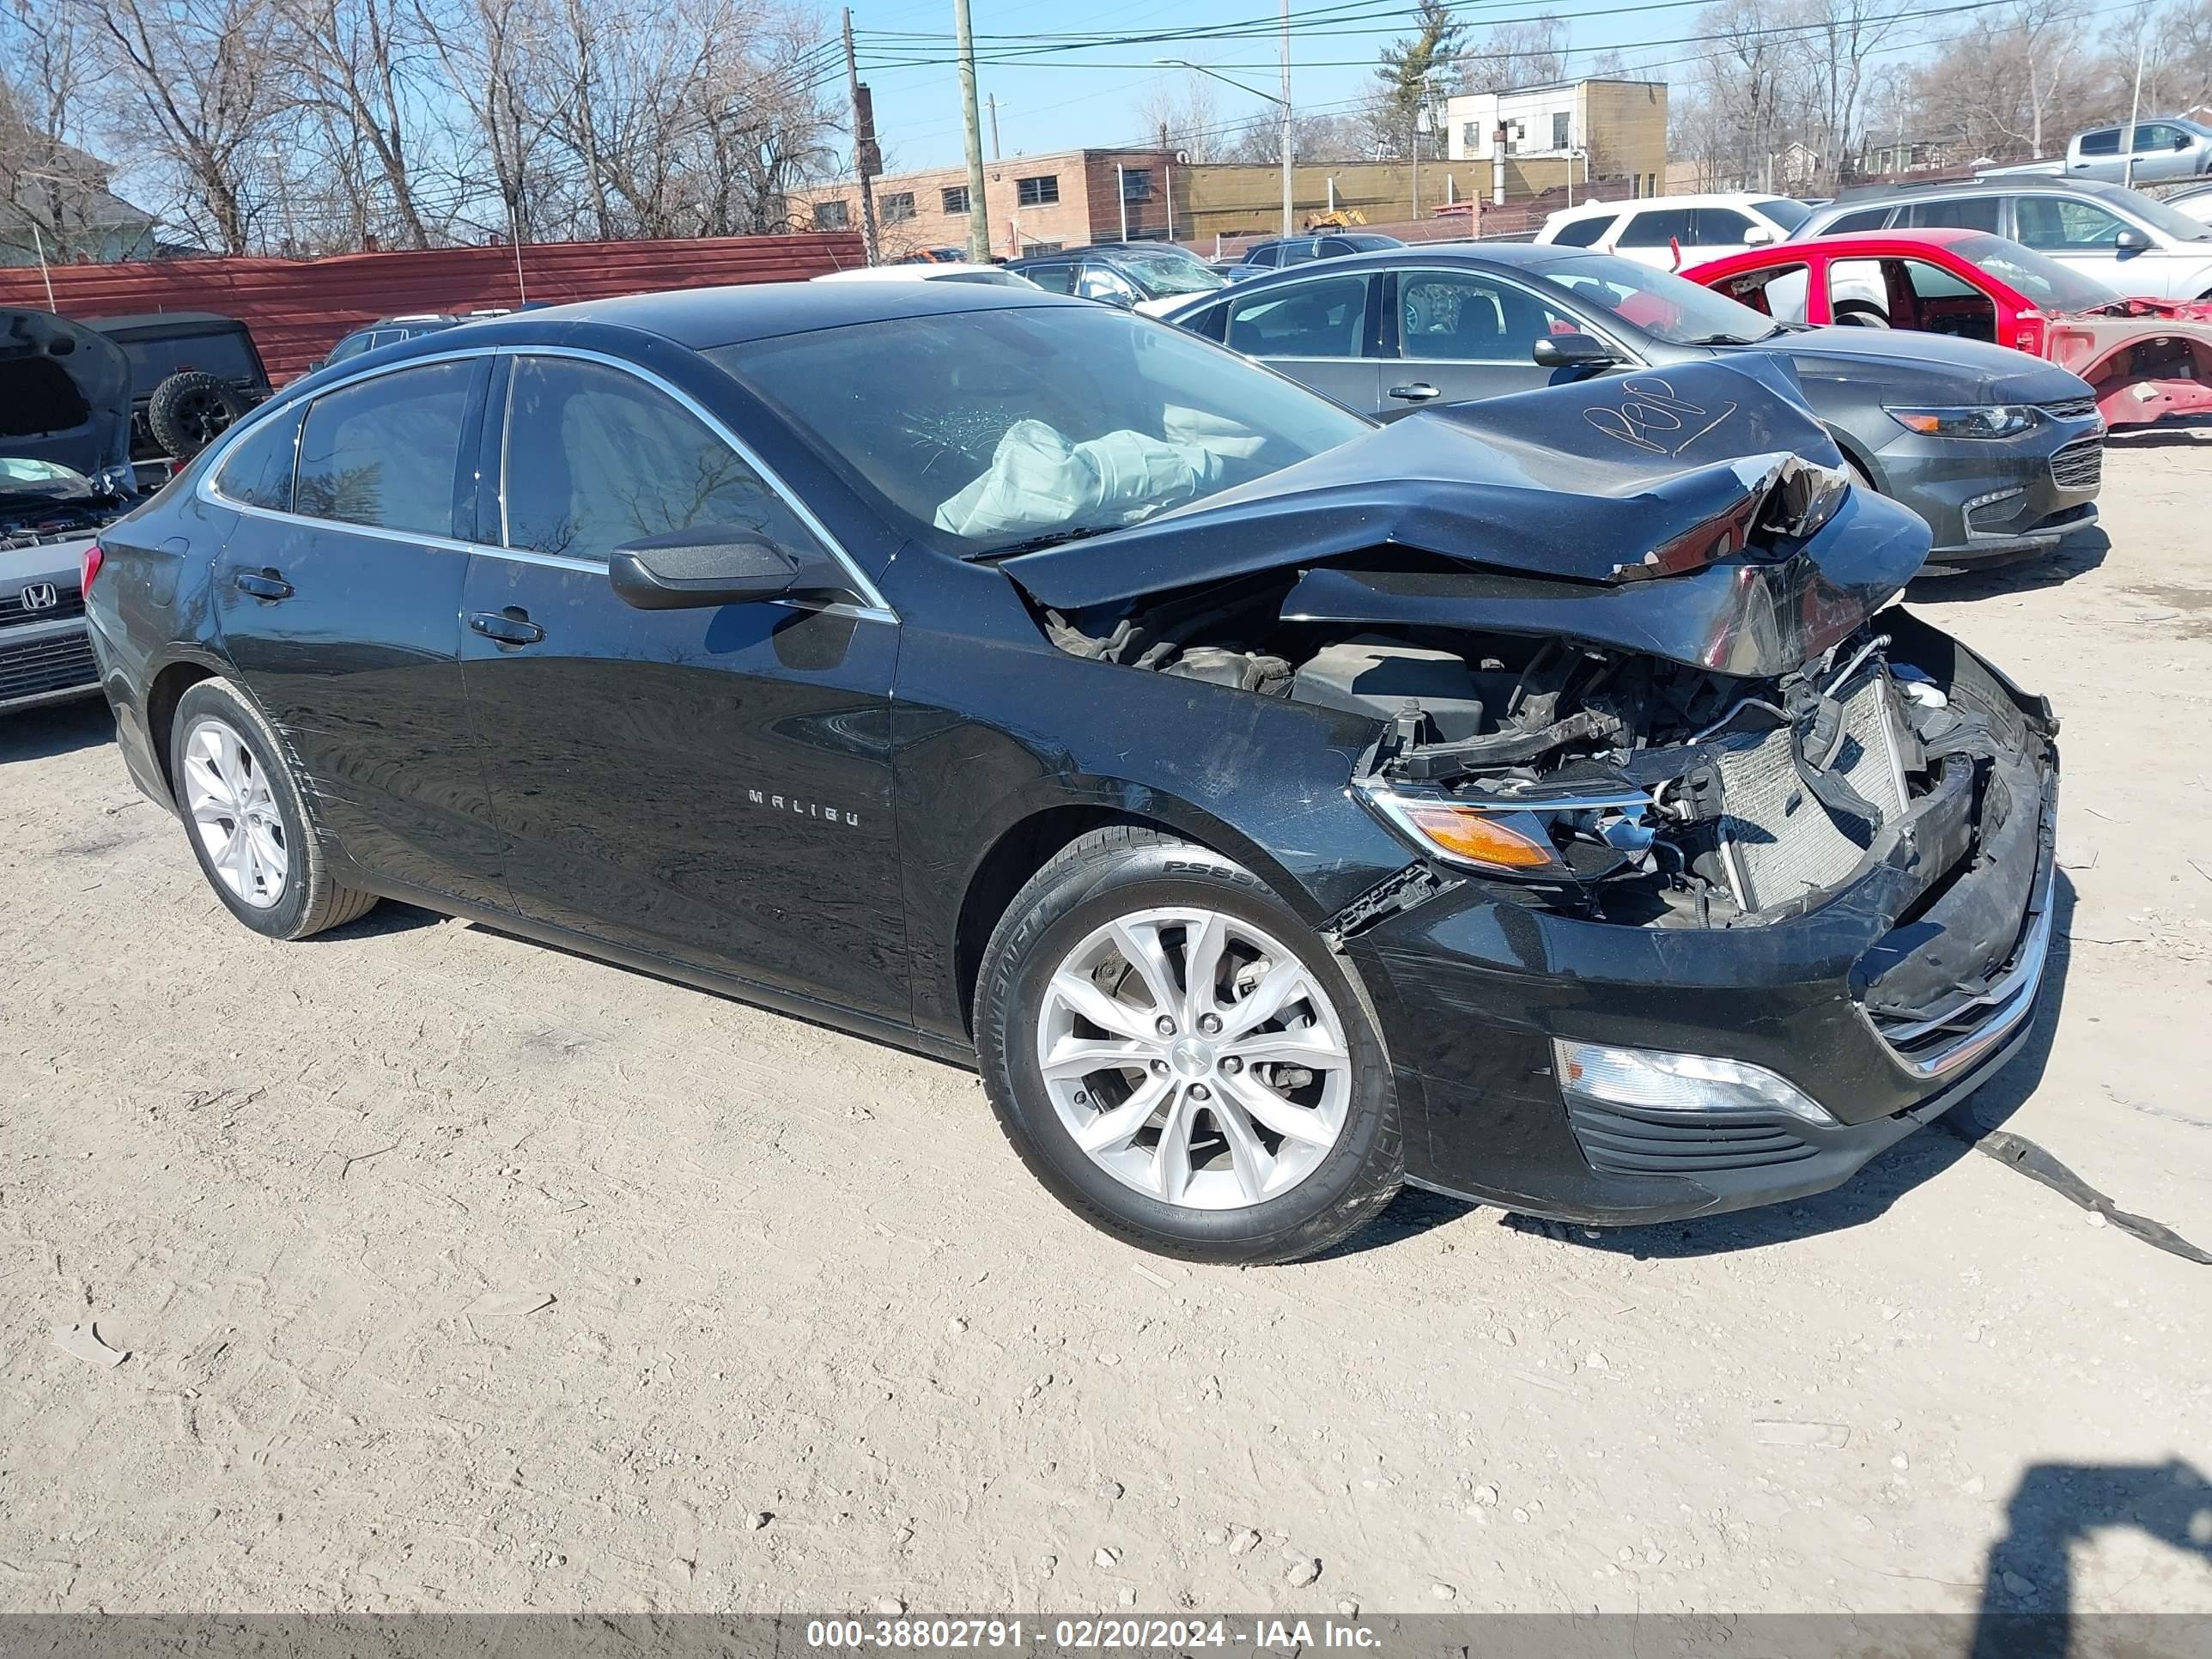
[82,283,2058,1262]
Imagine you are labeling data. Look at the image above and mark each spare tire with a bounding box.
[148,370,249,458]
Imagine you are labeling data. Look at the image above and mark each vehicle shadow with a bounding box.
[0,696,112,765]
[1968,1458,2212,1658]
[1473,872,2079,1262]
[2104,426,2212,450]
[1910,527,2108,598]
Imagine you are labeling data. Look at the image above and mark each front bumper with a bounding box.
[1352,623,2059,1226]
[1875,416,2104,562]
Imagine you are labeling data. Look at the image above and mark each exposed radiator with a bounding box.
[1712,672,1908,913]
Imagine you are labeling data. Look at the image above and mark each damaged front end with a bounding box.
[1004,358,2059,1212]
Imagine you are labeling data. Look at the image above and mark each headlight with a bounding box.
[1553,1039,1836,1127]
[1886,404,2041,439]
[1358,783,1656,879]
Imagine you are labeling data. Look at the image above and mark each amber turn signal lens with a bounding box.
[1890,411,1942,434]
[1404,805,1558,871]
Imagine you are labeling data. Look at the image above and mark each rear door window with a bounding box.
[1276,239,1322,266]
[1548,213,1616,247]
[1905,197,2002,232]
[1824,207,1893,233]
[1692,208,1755,243]
[1708,263,1811,324]
[501,356,821,564]
[1224,274,1371,357]
[2079,129,2121,156]
[294,359,472,537]
[1616,208,1693,247]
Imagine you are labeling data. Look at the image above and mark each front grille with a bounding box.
[1713,672,1909,913]
[0,629,97,703]
[2039,395,2098,421]
[0,585,86,628]
[2051,436,2103,491]
[1565,1099,1819,1176]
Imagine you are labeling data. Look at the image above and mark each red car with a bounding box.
[1684,228,2212,427]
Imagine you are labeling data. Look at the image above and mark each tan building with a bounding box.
[790,148,1182,261]
[1444,78,1668,201]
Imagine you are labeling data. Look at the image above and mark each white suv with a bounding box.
[1793,179,2212,301]
[1536,193,1813,270]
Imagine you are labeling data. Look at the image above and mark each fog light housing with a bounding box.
[1553,1039,1836,1127]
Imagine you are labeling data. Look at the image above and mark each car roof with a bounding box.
[404,278,1089,349]
[812,262,1008,282]
[1831,176,2130,205]
[1013,243,1198,263]
[1551,192,1793,218]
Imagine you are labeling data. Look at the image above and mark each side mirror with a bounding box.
[2176,134,2193,151]
[1743,225,1778,246]
[2114,227,2153,252]
[1532,331,1621,370]
[609,526,827,611]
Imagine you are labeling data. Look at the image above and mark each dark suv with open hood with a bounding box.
[82,285,2056,1261]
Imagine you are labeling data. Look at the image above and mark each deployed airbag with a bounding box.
[934,407,1266,539]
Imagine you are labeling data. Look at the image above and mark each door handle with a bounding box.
[234,569,293,601]
[469,608,544,647]
[1389,382,1443,403]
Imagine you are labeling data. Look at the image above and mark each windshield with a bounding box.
[1753,197,1813,232]
[2111,188,2212,241]
[1949,234,2123,309]
[1539,252,1785,344]
[1114,247,1230,297]
[712,304,1368,557]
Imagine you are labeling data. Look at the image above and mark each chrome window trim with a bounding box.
[198,342,896,623]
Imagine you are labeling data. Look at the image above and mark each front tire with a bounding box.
[169,678,379,939]
[975,827,1402,1264]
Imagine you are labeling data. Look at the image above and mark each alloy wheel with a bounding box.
[1035,907,1352,1210]
[182,716,289,908]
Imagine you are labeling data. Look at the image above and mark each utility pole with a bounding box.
[1278,0,1292,236]
[954,0,991,261]
[988,94,1002,161]
[842,8,882,264]
[2123,28,2148,190]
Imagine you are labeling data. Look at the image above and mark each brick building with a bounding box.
[790,148,1182,260]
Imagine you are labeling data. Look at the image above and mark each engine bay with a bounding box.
[1036,568,2049,933]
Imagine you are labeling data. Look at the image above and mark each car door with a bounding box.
[210,354,510,908]
[1383,266,1583,411]
[1218,270,1383,410]
[455,349,909,1022]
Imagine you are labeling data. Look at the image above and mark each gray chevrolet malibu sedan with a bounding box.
[1168,244,2104,569]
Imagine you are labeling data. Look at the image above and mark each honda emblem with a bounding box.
[18,582,58,612]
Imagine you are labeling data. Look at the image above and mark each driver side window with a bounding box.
[501,356,822,564]
[1078,265,1139,303]
[2015,198,2129,249]
[1398,270,1572,362]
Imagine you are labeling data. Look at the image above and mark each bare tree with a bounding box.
[1460,15,1569,94]
[1787,0,1913,181]
[1,4,128,260]
[1134,70,1222,162]
[271,0,434,246]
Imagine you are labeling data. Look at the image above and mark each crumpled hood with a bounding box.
[1003,354,1936,679]
[0,308,134,483]
[1004,355,1858,610]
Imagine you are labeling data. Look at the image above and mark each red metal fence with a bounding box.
[0,232,866,382]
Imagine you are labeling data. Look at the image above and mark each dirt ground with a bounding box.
[3,438,2209,1621]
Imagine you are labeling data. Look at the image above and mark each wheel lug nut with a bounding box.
[1150,1059,1169,1077]
[1198,1012,1222,1036]
[1155,1016,1176,1036]
[1220,1056,1243,1074]
[1188,1084,1211,1102]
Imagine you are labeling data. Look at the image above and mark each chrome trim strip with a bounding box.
[197,342,895,621]
[1868,860,2056,1080]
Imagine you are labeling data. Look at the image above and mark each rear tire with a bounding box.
[975,826,1402,1264]
[1832,301,1891,328]
[169,678,379,940]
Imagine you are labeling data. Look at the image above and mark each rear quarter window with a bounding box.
[212,405,305,512]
